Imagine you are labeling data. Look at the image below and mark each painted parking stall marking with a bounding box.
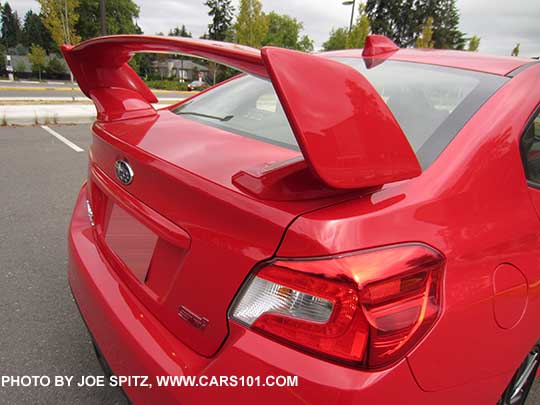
[41,125,84,152]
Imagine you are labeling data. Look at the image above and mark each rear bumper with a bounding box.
[68,184,496,404]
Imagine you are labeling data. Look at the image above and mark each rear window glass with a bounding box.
[173,59,508,168]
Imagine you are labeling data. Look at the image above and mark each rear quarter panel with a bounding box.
[277,64,540,393]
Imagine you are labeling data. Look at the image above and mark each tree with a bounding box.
[205,0,234,41]
[15,59,26,73]
[297,35,314,52]
[168,25,192,37]
[22,10,55,52]
[322,27,348,51]
[1,2,22,48]
[347,4,370,49]
[365,0,418,47]
[0,44,5,73]
[263,12,300,49]
[262,12,313,51]
[511,43,520,57]
[234,0,268,48]
[38,0,81,46]
[167,25,192,78]
[76,0,140,40]
[45,55,66,76]
[467,35,480,52]
[366,0,465,49]
[28,44,47,80]
[415,16,434,48]
[427,0,465,49]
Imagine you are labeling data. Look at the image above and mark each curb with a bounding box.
[1,105,95,126]
[0,87,199,95]
[1,104,171,126]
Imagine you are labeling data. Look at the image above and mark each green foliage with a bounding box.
[262,12,313,51]
[323,27,348,51]
[128,52,153,79]
[467,35,480,52]
[1,2,22,48]
[28,44,47,79]
[365,0,418,47]
[512,43,520,57]
[168,25,192,37]
[15,60,26,72]
[429,0,465,49]
[128,55,139,73]
[144,79,189,91]
[75,0,140,40]
[346,4,370,49]
[297,35,314,52]
[205,0,235,41]
[38,0,81,46]
[415,16,434,48]
[45,56,66,75]
[234,0,268,48]
[366,0,465,49]
[0,45,5,72]
[22,10,55,52]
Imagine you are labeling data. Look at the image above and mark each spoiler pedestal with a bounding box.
[61,35,421,190]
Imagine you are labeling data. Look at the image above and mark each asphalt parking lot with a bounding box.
[1,124,539,404]
[0,124,125,404]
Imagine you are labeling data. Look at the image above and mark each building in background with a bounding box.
[152,58,209,81]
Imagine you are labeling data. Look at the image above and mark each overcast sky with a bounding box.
[12,0,540,57]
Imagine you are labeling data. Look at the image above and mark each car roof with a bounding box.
[320,48,535,76]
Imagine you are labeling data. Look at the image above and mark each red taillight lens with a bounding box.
[230,244,444,369]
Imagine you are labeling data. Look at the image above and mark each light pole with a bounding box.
[342,0,356,31]
[100,0,107,36]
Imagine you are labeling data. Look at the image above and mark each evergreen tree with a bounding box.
[365,0,418,47]
[205,0,234,41]
[366,0,465,49]
[0,44,5,73]
[1,3,22,48]
[22,10,55,52]
[426,0,465,49]
[168,25,192,37]
[75,0,140,40]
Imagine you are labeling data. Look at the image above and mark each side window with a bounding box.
[521,108,540,185]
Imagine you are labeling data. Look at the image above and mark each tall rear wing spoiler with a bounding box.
[61,35,420,189]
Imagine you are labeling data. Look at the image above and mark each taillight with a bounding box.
[230,244,444,369]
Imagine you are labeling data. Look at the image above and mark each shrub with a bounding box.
[144,80,189,91]
[45,56,66,76]
[15,60,26,72]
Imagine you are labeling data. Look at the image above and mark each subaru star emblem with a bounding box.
[115,160,134,185]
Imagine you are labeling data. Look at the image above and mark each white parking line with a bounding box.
[40,125,84,152]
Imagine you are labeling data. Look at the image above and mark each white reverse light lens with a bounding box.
[232,276,333,326]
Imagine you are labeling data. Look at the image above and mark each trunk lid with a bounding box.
[62,35,421,356]
[88,110,360,356]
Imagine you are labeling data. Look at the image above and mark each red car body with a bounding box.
[63,35,540,404]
